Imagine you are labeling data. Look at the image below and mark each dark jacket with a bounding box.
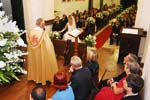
[70,67,93,100]
[60,18,68,28]
[121,94,142,100]
[113,71,126,82]
[111,24,122,36]
[76,20,82,28]
[85,61,99,77]
[85,61,99,87]
[52,22,63,31]
[98,71,126,89]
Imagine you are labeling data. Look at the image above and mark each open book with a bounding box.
[68,29,82,38]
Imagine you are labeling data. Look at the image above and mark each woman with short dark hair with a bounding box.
[121,74,144,100]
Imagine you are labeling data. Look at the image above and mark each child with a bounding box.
[121,74,144,100]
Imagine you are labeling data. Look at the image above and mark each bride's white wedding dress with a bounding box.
[63,16,81,42]
[63,23,76,41]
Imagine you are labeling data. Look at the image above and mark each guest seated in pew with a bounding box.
[95,61,142,100]
[60,14,68,37]
[121,73,144,100]
[50,71,74,100]
[30,86,46,100]
[60,14,68,28]
[69,56,93,100]
[85,49,99,87]
[110,19,122,45]
[75,15,83,28]
[120,14,130,28]
[98,53,139,89]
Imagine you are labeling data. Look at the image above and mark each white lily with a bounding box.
[17,37,27,47]
[0,61,6,68]
[0,39,7,46]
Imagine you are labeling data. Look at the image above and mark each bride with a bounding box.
[60,15,81,42]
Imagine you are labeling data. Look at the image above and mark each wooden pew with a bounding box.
[51,39,87,66]
[69,41,87,65]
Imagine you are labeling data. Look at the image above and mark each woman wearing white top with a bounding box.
[61,15,81,42]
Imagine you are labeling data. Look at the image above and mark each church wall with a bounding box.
[23,0,54,32]
[1,0,12,16]
[135,0,150,63]
[103,0,120,6]
[135,0,150,100]
[93,0,100,9]
[135,0,150,32]
[54,0,120,17]
[54,0,89,16]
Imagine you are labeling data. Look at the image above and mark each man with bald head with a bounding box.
[30,86,46,100]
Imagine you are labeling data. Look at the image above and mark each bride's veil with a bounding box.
[71,15,76,29]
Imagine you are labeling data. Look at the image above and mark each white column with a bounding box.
[1,0,12,16]
[23,0,54,31]
[143,38,150,100]
[135,0,150,63]
[135,0,150,100]
[135,0,150,31]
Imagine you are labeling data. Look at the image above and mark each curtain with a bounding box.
[100,0,103,9]
[11,0,25,30]
[88,0,93,10]
[0,0,2,11]
[11,0,26,43]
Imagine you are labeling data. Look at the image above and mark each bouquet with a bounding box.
[86,17,96,25]
[96,12,103,19]
[0,3,27,84]
[103,11,110,16]
[49,31,61,39]
[83,34,96,47]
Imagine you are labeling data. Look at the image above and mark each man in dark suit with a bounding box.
[110,19,122,45]
[75,15,82,28]
[60,14,68,28]
[69,56,93,100]
[52,16,63,30]
[52,16,64,38]
[60,14,68,38]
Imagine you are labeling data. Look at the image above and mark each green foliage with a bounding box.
[0,3,26,85]
[49,31,61,39]
[83,35,96,47]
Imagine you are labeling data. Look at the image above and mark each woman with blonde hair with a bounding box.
[85,49,99,86]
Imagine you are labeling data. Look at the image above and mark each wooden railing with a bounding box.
[51,39,87,66]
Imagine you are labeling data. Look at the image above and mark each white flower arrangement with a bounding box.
[112,5,121,13]
[86,17,96,25]
[83,34,96,47]
[109,18,117,25]
[96,12,103,19]
[0,3,27,84]
[103,11,110,16]
[49,31,61,39]
[108,9,114,15]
